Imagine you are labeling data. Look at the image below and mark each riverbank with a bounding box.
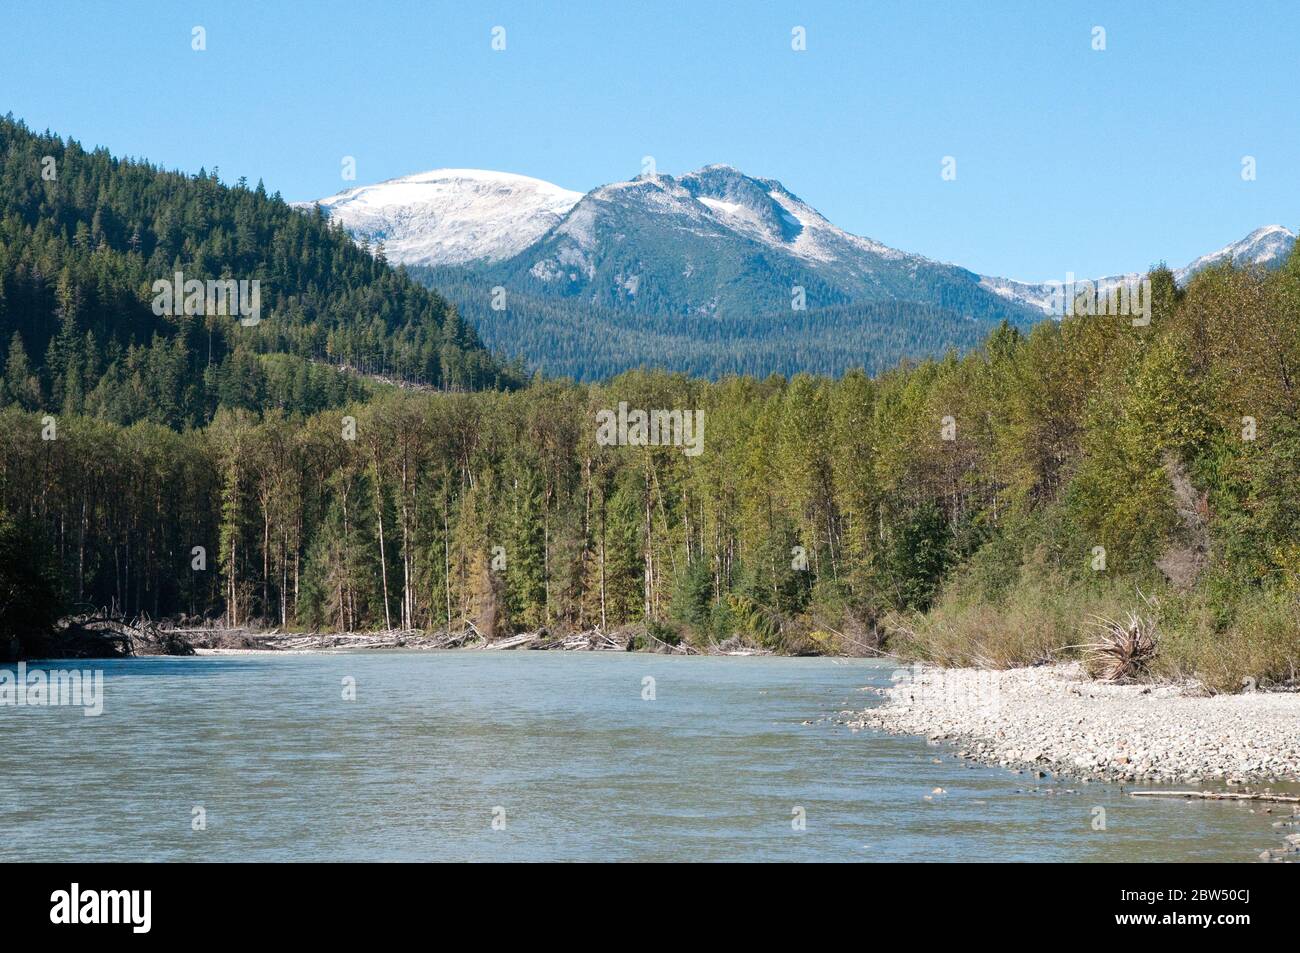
[847,662,1300,786]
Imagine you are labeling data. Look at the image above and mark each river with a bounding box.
[0,652,1280,861]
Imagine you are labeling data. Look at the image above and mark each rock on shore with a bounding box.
[848,663,1300,784]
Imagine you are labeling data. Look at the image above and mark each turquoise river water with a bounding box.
[0,652,1284,861]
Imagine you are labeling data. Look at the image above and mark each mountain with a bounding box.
[298,169,582,266]
[304,164,1043,379]
[491,165,1034,321]
[307,164,1037,321]
[1173,224,1296,284]
[303,165,1296,379]
[982,225,1297,314]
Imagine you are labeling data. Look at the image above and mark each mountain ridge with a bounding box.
[305,166,1296,317]
[303,164,1296,380]
[0,115,516,432]
[309,164,1034,327]
[983,224,1298,313]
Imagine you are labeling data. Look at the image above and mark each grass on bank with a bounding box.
[880,571,1300,694]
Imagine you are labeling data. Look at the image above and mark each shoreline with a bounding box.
[845,662,1300,787]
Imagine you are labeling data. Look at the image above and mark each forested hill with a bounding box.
[0,115,519,430]
[416,264,1031,381]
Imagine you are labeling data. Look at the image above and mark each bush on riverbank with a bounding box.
[1157,583,1300,692]
[880,574,1135,669]
[880,572,1300,694]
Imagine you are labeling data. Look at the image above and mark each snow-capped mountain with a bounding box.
[1173,224,1295,284]
[298,169,583,266]
[303,164,1031,322]
[302,166,1295,322]
[979,271,1147,316]
[526,164,913,278]
[983,225,1297,315]
[478,165,1025,320]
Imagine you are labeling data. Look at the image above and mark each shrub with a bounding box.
[882,574,1137,669]
[1156,584,1300,692]
[1081,605,1158,681]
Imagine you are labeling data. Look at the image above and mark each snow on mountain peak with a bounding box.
[672,165,908,263]
[300,164,1295,324]
[299,168,582,266]
[1173,224,1296,283]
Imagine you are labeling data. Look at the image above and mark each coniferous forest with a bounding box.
[0,116,519,430]
[2,116,1299,692]
[412,264,1034,381]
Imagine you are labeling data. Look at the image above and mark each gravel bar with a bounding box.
[848,663,1300,785]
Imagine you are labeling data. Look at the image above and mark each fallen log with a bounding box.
[485,632,540,650]
[1130,790,1300,804]
[640,629,698,655]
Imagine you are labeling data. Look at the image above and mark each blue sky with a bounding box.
[3,0,1298,279]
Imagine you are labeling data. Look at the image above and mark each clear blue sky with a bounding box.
[4,0,1298,279]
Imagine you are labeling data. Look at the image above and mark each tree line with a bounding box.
[1,114,1296,687]
[3,249,1298,687]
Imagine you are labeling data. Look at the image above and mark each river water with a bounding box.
[0,652,1282,861]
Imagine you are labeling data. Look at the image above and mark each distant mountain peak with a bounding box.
[301,166,1296,323]
[982,225,1297,315]
[1173,224,1296,283]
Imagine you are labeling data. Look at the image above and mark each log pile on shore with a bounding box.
[19,613,779,660]
[17,613,196,660]
[174,621,711,655]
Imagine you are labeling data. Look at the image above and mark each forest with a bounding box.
[413,264,1034,381]
[1,115,1298,691]
[0,114,520,432]
[2,254,1299,688]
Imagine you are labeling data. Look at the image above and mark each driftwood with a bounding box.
[485,632,541,650]
[707,635,773,656]
[1130,790,1300,804]
[35,614,771,658]
[30,612,197,659]
[641,629,699,655]
[536,628,620,651]
[176,626,263,650]
[434,627,479,649]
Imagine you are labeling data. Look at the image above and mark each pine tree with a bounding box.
[2,332,41,409]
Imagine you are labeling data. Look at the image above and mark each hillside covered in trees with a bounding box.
[414,264,1033,381]
[0,115,519,431]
